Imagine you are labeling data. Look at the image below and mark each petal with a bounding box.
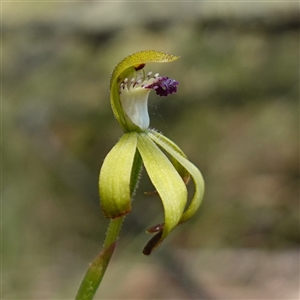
[149,131,205,223]
[120,86,151,130]
[150,130,190,184]
[110,50,180,131]
[99,132,138,219]
[137,133,187,251]
[111,51,180,87]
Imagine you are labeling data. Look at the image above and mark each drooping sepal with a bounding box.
[99,132,138,219]
[151,130,190,185]
[137,133,188,253]
[149,131,205,224]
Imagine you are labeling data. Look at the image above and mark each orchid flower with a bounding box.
[100,50,205,254]
[76,50,205,300]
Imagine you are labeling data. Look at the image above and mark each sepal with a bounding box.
[149,131,205,223]
[99,132,138,218]
[137,133,188,253]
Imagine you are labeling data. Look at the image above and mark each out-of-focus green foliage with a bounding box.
[3,2,299,299]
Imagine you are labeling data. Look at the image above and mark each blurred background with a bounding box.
[2,1,299,299]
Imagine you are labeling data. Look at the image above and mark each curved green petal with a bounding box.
[110,50,180,132]
[150,130,190,184]
[99,132,138,219]
[137,133,187,249]
[149,131,205,223]
[110,50,180,89]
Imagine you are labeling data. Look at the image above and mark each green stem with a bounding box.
[103,216,124,249]
[75,216,125,300]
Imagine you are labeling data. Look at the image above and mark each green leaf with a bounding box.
[110,50,180,131]
[149,131,205,223]
[137,133,187,250]
[99,132,138,219]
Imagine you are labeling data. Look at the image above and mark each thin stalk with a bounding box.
[103,216,124,249]
[75,216,125,300]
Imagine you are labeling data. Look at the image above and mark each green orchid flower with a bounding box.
[99,50,205,255]
[75,50,205,300]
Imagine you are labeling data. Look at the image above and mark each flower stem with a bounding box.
[75,216,125,300]
[103,216,124,248]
